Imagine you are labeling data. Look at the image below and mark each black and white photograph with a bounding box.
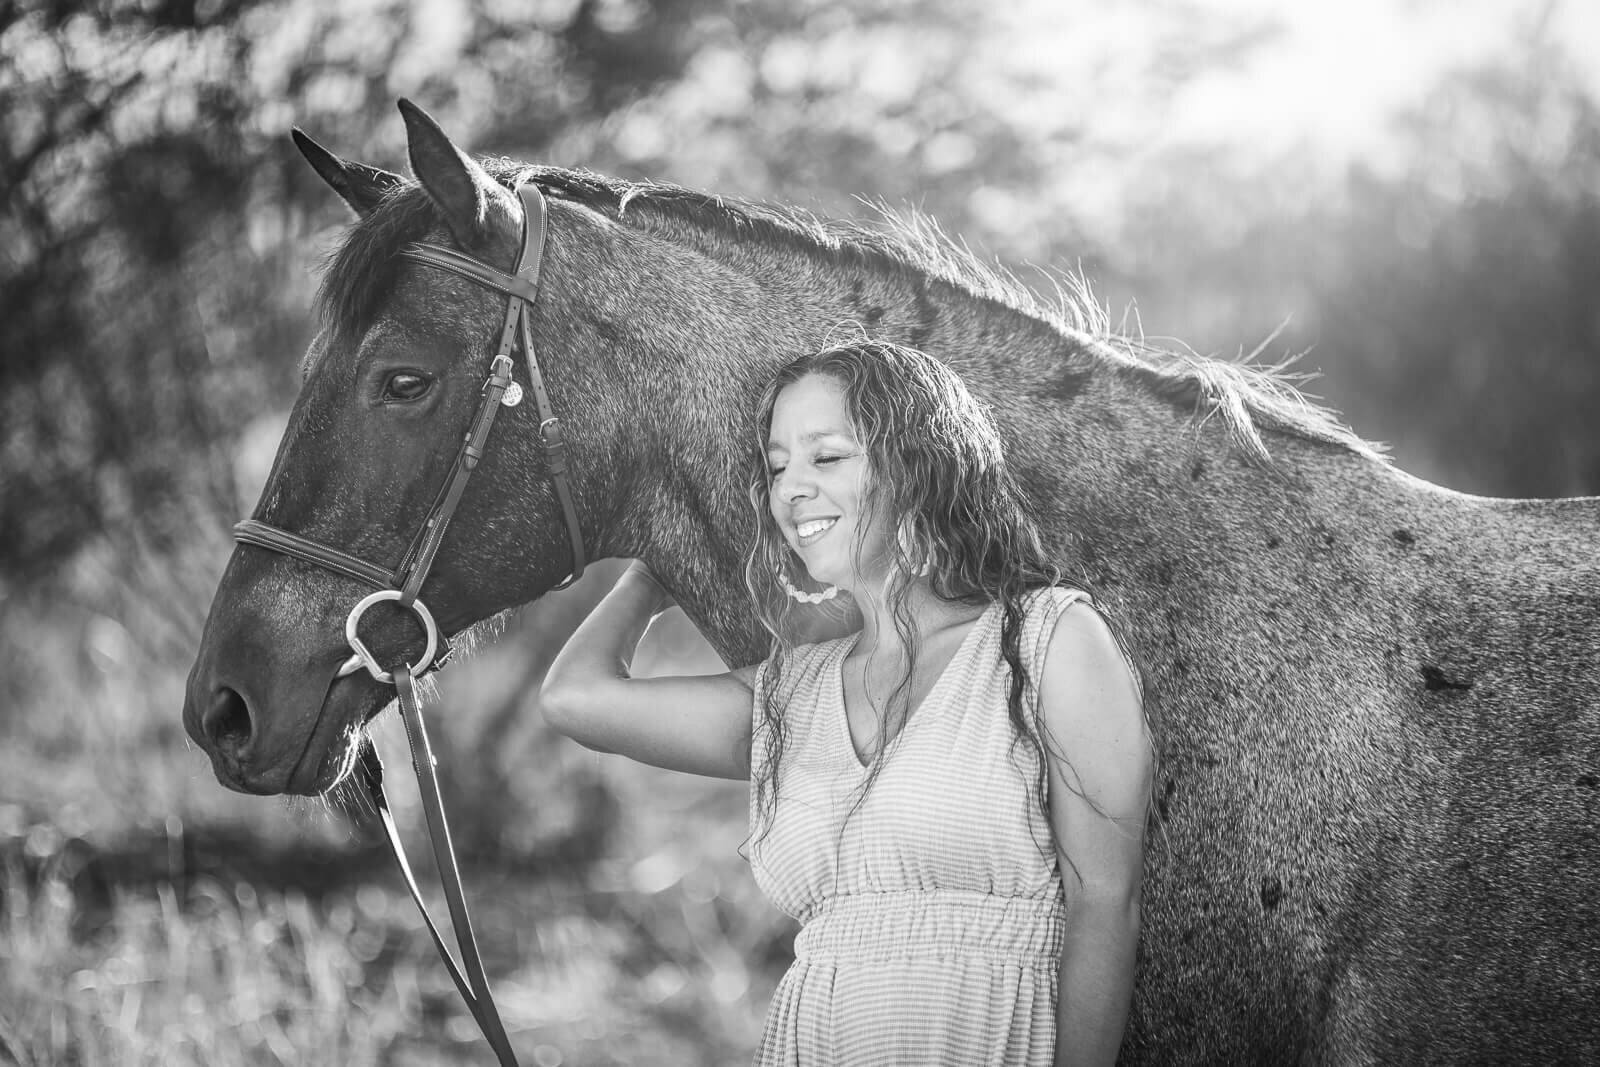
[3,1,1598,1063]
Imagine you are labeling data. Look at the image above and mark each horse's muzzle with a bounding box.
[183,639,380,797]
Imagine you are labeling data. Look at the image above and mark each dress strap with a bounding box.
[1023,586,1095,689]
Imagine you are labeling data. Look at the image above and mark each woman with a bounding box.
[542,341,1151,1066]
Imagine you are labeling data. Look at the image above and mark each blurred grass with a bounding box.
[0,532,788,1065]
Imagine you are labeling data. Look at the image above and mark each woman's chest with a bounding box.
[752,677,1053,914]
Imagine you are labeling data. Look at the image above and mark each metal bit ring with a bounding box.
[339,590,439,685]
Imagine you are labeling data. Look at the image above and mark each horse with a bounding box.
[183,100,1600,1063]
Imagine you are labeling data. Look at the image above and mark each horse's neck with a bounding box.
[574,222,1360,660]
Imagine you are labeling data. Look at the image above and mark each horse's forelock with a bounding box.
[315,158,552,342]
[317,185,435,342]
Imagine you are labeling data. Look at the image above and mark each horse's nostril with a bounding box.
[202,687,254,756]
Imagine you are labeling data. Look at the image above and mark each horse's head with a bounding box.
[188,98,1033,796]
[183,102,658,795]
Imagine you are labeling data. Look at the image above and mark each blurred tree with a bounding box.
[1318,56,1600,496]
[1085,35,1600,497]
[0,0,725,578]
[552,0,1269,264]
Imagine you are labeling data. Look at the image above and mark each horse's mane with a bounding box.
[319,159,1380,462]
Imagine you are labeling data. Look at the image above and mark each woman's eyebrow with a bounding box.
[767,428,854,451]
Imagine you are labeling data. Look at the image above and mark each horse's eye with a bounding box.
[382,372,431,402]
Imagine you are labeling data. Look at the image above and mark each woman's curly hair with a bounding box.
[743,340,1136,857]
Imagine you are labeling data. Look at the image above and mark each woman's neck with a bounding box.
[849,579,978,658]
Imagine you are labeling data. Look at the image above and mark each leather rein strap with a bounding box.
[231,182,588,1067]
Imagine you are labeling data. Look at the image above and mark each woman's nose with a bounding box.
[778,472,815,502]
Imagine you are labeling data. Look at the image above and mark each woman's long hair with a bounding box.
[744,340,1140,861]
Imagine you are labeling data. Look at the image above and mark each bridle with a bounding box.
[232,182,582,1067]
[237,182,584,681]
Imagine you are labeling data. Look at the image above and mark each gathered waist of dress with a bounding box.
[794,890,1064,965]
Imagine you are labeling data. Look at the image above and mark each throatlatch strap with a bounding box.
[397,354,516,606]
[523,311,584,591]
[400,185,585,590]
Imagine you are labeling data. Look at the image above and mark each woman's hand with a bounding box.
[620,558,676,613]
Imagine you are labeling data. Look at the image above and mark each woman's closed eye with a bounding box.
[769,450,855,479]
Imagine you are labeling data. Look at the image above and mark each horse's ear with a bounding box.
[397,98,518,252]
[292,128,403,218]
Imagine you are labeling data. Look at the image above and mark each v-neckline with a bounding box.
[833,601,999,770]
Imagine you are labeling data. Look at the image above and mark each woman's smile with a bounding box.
[795,517,838,545]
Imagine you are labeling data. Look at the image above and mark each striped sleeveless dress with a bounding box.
[747,586,1092,1066]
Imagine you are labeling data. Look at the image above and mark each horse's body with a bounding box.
[183,104,1600,1062]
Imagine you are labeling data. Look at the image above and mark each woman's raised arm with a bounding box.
[540,562,758,780]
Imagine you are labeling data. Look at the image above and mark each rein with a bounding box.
[233,182,585,1067]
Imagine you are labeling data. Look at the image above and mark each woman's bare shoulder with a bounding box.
[1037,596,1147,770]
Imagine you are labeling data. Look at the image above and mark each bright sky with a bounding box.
[997,0,1599,167]
[966,0,1600,247]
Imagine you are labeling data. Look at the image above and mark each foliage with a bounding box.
[0,820,781,1065]
[0,0,718,573]
[1088,47,1600,497]
[1320,59,1600,495]
[0,546,780,1063]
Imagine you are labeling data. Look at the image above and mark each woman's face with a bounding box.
[765,373,889,592]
